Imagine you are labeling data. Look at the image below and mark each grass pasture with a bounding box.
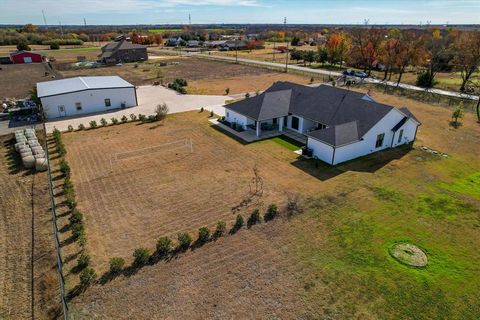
[58,91,480,319]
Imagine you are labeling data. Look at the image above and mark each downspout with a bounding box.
[134,87,138,106]
[390,130,395,148]
[331,146,336,165]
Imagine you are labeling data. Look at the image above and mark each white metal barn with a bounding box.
[224,82,420,165]
[37,76,137,120]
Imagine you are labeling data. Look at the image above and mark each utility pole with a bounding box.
[189,13,191,26]
[84,18,87,28]
[284,17,288,73]
[59,21,64,37]
[42,9,48,27]
[235,34,238,63]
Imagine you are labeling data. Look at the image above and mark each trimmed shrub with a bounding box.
[133,247,150,267]
[121,115,128,123]
[209,110,214,117]
[233,214,244,231]
[155,103,169,122]
[247,209,261,227]
[50,42,60,50]
[200,107,204,112]
[156,236,172,255]
[65,193,77,209]
[245,92,250,98]
[72,223,85,239]
[59,159,70,176]
[78,124,85,131]
[174,78,187,87]
[214,220,226,237]
[111,118,119,125]
[225,88,230,95]
[129,113,137,121]
[89,120,97,129]
[69,210,83,225]
[100,118,108,126]
[79,267,96,286]
[67,125,74,132]
[78,233,87,247]
[138,114,147,122]
[109,257,125,274]
[177,233,192,250]
[264,204,278,222]
[52,128,61,141]
[77,253,90,269]
[197,227,210,244]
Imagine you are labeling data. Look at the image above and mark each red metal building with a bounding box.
[10,51,44,64]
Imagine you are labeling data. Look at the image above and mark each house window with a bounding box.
[375,133,385,148]
[105,98,111,107]
[398,129,404,143]
[291,116,299,130]
[226,112,229,118]
[75,102,82,111]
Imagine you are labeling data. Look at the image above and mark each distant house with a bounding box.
[99,40,148,64]
[204,40,227,49]
[166,36,183,47]
[37,76,137,120]
[186,40,200,48]
[224,82,420,165]
[219,40,248,51]
[10,51,44,64]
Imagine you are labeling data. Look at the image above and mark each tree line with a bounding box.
[288,27,480,92]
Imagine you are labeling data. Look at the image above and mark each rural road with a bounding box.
[44,85,230,133]
[168,50,479,101]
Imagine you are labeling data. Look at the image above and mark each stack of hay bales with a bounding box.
[14,129,48,171]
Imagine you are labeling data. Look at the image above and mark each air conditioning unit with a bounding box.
[121,102,126,109]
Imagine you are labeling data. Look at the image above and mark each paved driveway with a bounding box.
[45,86,230,133]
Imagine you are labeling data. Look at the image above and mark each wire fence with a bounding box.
[42,123,69,320]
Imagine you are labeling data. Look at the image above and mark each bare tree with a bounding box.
[155,103,169,122]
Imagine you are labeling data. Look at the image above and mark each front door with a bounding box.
[58,105,66,117]
[291,116,299,130]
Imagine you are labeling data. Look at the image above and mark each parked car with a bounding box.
[354,71,368,78]
[342,69,355,77]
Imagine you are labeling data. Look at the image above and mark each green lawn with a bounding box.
[288,154,480,319]
[271,135,303,151]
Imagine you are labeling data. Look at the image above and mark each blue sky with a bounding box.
[1,0,479,25]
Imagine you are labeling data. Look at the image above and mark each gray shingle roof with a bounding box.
[227,81,418,147]
[399,107,421,124]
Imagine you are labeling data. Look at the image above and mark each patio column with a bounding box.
[256,121,261,137]
[278,117,284,132]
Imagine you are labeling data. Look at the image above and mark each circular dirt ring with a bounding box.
[390,243,428,268]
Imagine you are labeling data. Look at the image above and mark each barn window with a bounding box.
[375,133,385,148]
[75,102,82,111]
[398,129,404,143]
[104,98,111,107]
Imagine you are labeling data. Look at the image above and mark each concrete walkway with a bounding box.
[168,50,479,102]
[45,86,230,133]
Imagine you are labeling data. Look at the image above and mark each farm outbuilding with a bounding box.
[10,51,44,64]
[37,76,138,120]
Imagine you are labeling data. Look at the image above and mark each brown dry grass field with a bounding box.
[58,86,480,319]
[0,134,60,319]
[0,63,61,99]
[58,55,312,94]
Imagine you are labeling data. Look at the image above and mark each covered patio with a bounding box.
[210,118,306,144]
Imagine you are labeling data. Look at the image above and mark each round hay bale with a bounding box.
[35,158,48,171]
[31,146,43,152]
[389,243,428,268]
[32,149,45,156]
[34,153,46,159]
[15,130,25,135]
[26,134,36,139]
[18,145,30,153]
[28,141,40,147]
[15,142,26,152]
[22,155,35,169]
[16,137,27,143]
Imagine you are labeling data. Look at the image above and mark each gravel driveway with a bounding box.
[45,85,230,133]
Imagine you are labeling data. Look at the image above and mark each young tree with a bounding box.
[156,236,172,255]
[17,41,31,51]
[133,247,150,267]
[452,103,464,126]
[155,103,169,122]
[109,257,125,274]
[197,227,210,244]
[452,31,480,92]
[291,36,300,46]
[290,49,304,64]
[304,50,316,66]
[325,33,349,66]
